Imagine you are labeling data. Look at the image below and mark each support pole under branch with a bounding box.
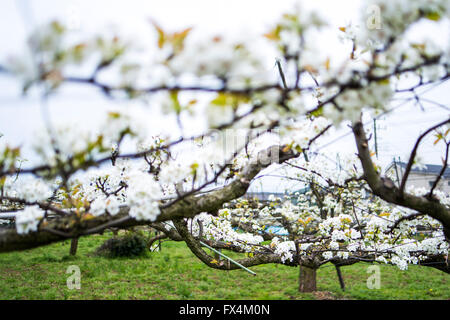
[199,241,257,276]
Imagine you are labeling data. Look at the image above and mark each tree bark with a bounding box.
[148,233,167,251]
[352,120,450,240]
[173,219,283,271]
[69,237,79,256]
[214,249,221,261]
[335,265,345,291]
[298,265,317,292]
[0,145,299,253]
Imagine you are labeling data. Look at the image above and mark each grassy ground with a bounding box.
[0,232,448,300]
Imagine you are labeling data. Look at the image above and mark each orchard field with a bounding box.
[0,231,448,300]
[1,0,450,303]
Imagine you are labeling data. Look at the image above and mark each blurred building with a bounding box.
[242,192,286,201]
[385,161,450,194]
[242,187,310,203]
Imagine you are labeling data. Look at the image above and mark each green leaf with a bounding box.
[170,90,182,114]
[211,92,249,107]
[310,106,324,117]
[376,78,390,85]
[425,11,441,21]
[150,20,166,49]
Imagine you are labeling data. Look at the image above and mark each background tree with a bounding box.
[147,155,449,292]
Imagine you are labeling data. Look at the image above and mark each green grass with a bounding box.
[0,232,448,300]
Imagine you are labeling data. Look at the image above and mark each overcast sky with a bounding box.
[0,0,448,193]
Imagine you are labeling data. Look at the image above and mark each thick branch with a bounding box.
[352,120,450,240]
[400,118,450,195]
[172,219,283,271]
[428,141,450,198]
[0,145,298,253]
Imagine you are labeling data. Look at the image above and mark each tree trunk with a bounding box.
[335,265,345,291]
[69,237,79,256]
[298,265,317,292]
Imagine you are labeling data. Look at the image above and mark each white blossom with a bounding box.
[16,206,45,234]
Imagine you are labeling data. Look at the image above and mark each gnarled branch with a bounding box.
[0,145,298,253]
[352,120,450,241]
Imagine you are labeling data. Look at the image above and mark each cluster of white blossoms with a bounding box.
[156,130,256,188]
[6,20,134,91]
[89,196,122,217]
[360,0,450,47]
[4,103,289,233]
[315,0,450,126]
[279,116,331,150]
[0,109,170,231]
[100,111,148,147]
[266,4,327,57]
[318,215,355,236]
[270,237,296,263]
[33,125,100,167]
[79,157,163,221]
[323,81,394,125]
[15,205,45,234]
[124,171,162,221]
[220,149,449,269]
[30,109,150,169]
[3,176,53,203]
[283,152,363,187]
[187,212,264,252]
[157,158,193,186]
[169,35,273,90]
[406,186,450,206]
